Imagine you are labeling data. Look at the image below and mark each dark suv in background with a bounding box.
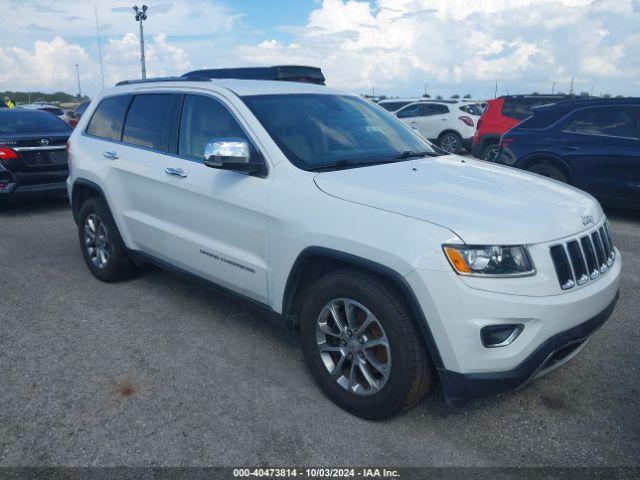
[496,98,640,208]
[472,95,576,161]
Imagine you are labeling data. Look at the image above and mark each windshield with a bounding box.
[0,111,71,134]
[242,94,437,170]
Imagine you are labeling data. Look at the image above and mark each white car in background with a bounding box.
[377,98,421,113]
[395,100,481,154]
[21,103,66,122]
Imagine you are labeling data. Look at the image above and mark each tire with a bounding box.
[481,144,500,162]
[300,269,432,419]
[438,131,463,154]
[78,196,137,282]
[527,163,568,183]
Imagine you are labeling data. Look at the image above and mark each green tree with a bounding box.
[463,94,472,99]
[579,91,590,97]
[451,94,460,99]
[436,95,443,99]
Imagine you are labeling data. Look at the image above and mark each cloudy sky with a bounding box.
[0,0,638,99]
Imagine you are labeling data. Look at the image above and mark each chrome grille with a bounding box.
[550,221,616,290]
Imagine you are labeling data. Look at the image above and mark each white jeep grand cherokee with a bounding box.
[67,69,620,419]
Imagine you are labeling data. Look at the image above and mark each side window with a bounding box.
[86,95,131,141]
[396,103,425,118]
[563,107,638,138]
[122,94,175,150]
[425,104,449,116]
[178,95,250,160]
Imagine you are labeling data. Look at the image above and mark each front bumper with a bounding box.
[438,292,618,405]
[405,243,621,405]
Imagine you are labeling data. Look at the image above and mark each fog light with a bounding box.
[481,324,524,348]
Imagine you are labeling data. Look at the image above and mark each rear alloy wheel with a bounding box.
[438,132,463,154]
[527,163,568,183]
[84,213,110,269]
[78,197,137,282]
[300,269,432,419]
[482,144,500,161]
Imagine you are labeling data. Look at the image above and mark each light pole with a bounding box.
[133,5,148,80]
[75,64,82,98]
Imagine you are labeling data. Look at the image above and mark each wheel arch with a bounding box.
[518,154,574,184]
[70,178,109,225]
[479,134,500,152]
[282,246,444,369]
[437,128,463,140]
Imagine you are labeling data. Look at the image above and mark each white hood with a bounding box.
[314,156,602,245]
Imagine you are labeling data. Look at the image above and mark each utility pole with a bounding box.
[494,82,498,99]
[552,81,555,94]
[75,64,82,98]
[133,5,148,80]
[95,6,105,88]
[569,77,574,95]
[424,82,428,97]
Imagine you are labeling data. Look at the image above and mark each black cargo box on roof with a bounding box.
[183,65,326,85]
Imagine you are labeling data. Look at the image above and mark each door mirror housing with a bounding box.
[203,138,265,176]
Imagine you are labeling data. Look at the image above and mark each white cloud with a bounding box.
[0,37,92,93]
[232,0,640,96]
[0,0,638,98]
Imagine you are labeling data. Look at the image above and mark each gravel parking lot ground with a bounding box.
[0,198,638,467]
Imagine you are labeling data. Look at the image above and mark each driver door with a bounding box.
[162,93,271,303]
[396,103,430,138]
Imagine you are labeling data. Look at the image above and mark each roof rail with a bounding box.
[183,65,326,85]
[115,75,210,86]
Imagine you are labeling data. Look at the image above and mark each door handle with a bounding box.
[164,167,187,178]
[410,120,418,124]
[103,151,119,159]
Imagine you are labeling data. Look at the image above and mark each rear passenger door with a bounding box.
[421,104,450,138]
[559,105,640,202]
[162,93,270,304]
[86,93,179,259]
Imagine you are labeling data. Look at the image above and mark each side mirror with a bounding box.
[203,138,265,175]
[67,111,77,119]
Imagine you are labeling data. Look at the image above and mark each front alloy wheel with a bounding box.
[300,269,432,419]
[316,298,391,396]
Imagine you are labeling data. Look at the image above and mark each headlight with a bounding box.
[443,244,535,277]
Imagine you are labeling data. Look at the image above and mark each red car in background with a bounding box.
[65,101,90,128]
[471,95,575,161]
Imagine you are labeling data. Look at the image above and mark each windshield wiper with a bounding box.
[309,158,403,172]
[391,150,439,159]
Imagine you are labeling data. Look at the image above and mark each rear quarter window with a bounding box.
[122,94,175,151]
[86,95,132,141]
